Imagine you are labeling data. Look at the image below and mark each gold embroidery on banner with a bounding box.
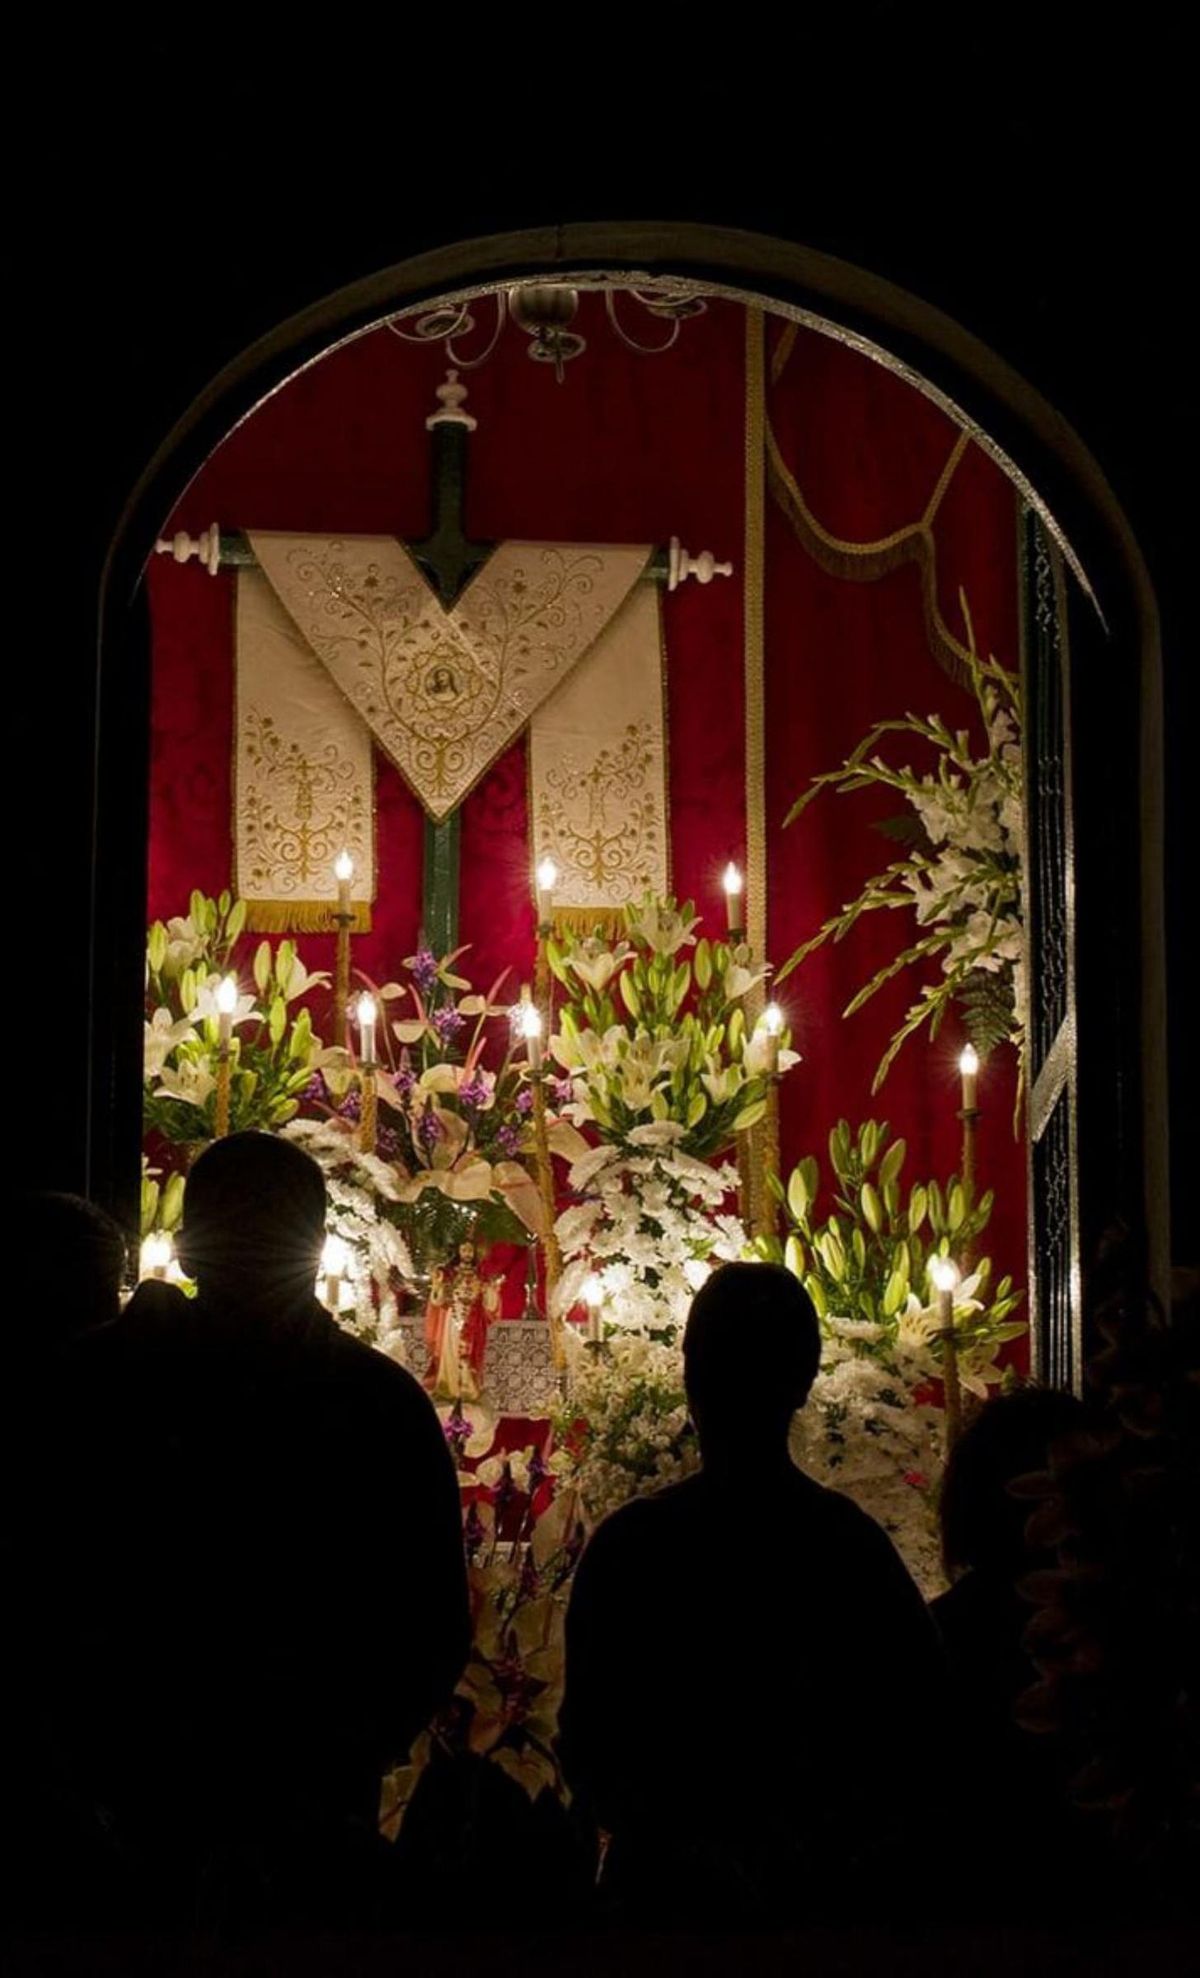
[249,534,652,821]
[535,722,662,905]
[241,708,368,897]
[234,569,376,933]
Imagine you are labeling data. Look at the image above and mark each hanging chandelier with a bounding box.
[387,278,708,382]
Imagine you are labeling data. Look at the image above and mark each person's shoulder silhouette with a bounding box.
[559,1262,945,1922]
[57,1133,469,1914]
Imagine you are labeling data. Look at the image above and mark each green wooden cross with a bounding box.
[160,373,726,955]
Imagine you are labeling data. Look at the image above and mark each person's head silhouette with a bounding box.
[683,1261,820,1472]
[176,1131,327,1315]
[17,1192,127,1344]
[939,1384,1086,1583]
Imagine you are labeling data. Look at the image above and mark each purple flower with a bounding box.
[431,1004,465,1043]
[416,1105,443,1152]
[376,1124,401,1162]
[302,1071,328,1105]
[444,1401,470,1458]
[337,1089,363,1123]
[395,1050,416,1101]
[549,1076,575,1108]
[458,1073,490,1111]
[410,948,439,995]
[515,1087,534,1117]
[496,1123,522,1157]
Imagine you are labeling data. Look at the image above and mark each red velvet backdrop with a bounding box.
[147,296,1026,1325]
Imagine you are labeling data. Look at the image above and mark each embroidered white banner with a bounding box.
[235,569,374,931]
[248,532,652,821]
[529,581,669,920]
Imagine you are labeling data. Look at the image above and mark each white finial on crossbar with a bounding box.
[153,524,221,575]
[668,536,734,590]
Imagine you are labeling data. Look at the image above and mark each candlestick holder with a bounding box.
[530,1067,565,1370]
[936,1289,964,1448]
[359,1060,378,1157]
[334,907,355,1040]
[757,1074,782,1241]
[958,1102,981,1274]
[214,1042,232,1139]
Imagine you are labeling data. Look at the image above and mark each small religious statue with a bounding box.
[423,1241,502,1403]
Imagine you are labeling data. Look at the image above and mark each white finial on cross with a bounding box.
[426,369,478,432]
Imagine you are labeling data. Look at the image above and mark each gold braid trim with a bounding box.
[766,409,975,690]
[244,899,373,934]
[742,309,770,1234]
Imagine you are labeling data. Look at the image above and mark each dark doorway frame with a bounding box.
[92,221,1168,1351]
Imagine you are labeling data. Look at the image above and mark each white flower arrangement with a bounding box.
[284,1118,415,1362]
[551,1123,747,1337]
[789,1315,947,1596]
[553,1326,699,1522]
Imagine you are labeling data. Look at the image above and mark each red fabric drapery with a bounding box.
[147,296,1026,1329]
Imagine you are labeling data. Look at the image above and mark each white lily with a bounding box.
[144,1007,198,1079]
[625,896,700,957]
[565,938,632,993]
[154,1058,217,1108]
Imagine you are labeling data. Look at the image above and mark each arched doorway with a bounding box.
[93,223,1168,1385]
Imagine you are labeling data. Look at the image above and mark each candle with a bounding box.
[723,861,745,937]
[535,855,558,929]
[141,1231,173,1281]
[215,973,238,1048]
[335,849,354,918]
[519,999,543,1072]
[763,1001,784,1077]
[581,1271,604,1343]
[959,1042,979,1112]
[356,991,378,1064]
[930,1256,958,1331]
[322,1233,348,1314]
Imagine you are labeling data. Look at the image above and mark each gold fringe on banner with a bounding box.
[546,905,631,943]
[244,900,373,935]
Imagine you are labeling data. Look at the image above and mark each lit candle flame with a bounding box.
[723,862,743,898]
[959,1044,979,1077]
[141,1231,173,1279]
[930,1257,959,1295]
[763,1002,784,1036]
[321,1234,348,1277]
[355,993,377,1028]
[536,856,559,893]
[215,975,238,1015]
[334,850,354,883]
[581,1272,604,1308]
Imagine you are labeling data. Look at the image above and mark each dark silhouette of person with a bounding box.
[557,1261,948,1926]
[4,1193,135,1928]
[932,1384,1098,1913]
[46,1132,470,1927]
